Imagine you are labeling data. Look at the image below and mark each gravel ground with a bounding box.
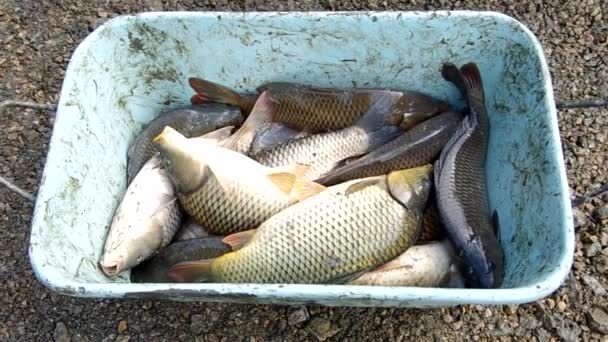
[1,1,607,341]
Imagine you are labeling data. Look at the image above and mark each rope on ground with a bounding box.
[0,100,57,116]
[571,184,608,207]
[0,175,35,202]
[556,99,608,109]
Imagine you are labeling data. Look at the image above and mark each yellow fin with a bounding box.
[222,229,257,251]
[266,172,297,194]
[344,178,383,196]
[270,163,310,179]
[291,179,326,201]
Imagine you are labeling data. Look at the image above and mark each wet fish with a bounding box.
[153,126,326,235]
[433,62,504,289]
[189,77,449,133]
[130,237,232,283]
[126,104,243,184]
[315,110,464,186]
[100,155,182,277]
[166,165,432,284]
[348,239,465,288]
[173,216,213,242]
[251,95,407,181]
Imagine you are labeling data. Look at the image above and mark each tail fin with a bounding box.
[459,63,487,115]
[441,63,467,98]
[364,125,403,153]
[189,77,255,113]
[167,259,215,283]
[220,91,275,153]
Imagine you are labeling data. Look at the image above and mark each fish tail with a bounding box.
[220,91,275,153]
[441,62,467,98]
[365,125,404,152]
[459,63,486,110]
[188,77,255,113]
[167,259,216,283]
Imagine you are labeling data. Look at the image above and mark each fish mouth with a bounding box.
[100,260,123,277]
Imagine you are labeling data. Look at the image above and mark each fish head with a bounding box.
[394,93,450,130]
[153,126,209,193]
[99,224,165,277]
[386,164,433,211]
[459,234,504,289]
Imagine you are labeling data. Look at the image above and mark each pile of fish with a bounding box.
[99,61,504,289]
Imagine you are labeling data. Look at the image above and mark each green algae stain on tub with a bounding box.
[28,11,573,307]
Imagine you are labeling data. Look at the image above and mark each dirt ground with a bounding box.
[1,1,607,341]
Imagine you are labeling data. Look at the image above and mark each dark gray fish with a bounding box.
[315,110,464,186]
[130,237,232,283]
[433,62,504,289]
[126,104,243,184]
[173,216,213,242]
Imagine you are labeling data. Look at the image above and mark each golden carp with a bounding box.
[167,165,433,284]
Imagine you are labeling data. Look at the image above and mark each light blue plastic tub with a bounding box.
[28,10,574,307]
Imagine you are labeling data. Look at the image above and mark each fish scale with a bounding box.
[270,89,375,132]
[208,177,424,284]
[178,173,290,235]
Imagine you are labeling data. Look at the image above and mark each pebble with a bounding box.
[573,208,588,228]
[306,317,340,341]
[53,322,70,342]
[601,233,608,247]
[116,337,130,342]
[596,205,608,220]
[190,314,205,335]
[588,308,608,334]
[442,314,454,324]
[72,334,89,342]
[288,307,310,326]
[546,298,556,309]
[557,301,567,312]
[582,274,606,295]
[117,320,127,334]
[587,242,603,257]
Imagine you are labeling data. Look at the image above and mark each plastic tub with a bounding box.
[28,10,574,307]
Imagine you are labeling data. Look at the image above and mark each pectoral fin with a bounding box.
[223,229,257,251]
[344,178,383,196]
[266,172,297,194]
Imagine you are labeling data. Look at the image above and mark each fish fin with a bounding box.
[459,63,486,126]
[220,92,275,152]
[291,179,326,201]
[354,93,397,131]
[328,268,374,285]
[492,209,502,243]
[344,178,383,196]
[167,259,215,283]
[441,62,468,99]
[197,126,235,141]
[366,125,404,152]
[188,77,247,110]
[266,172,297,194]
[191,94,209,105]
[269,163,310,179]
[222,229,257,251]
